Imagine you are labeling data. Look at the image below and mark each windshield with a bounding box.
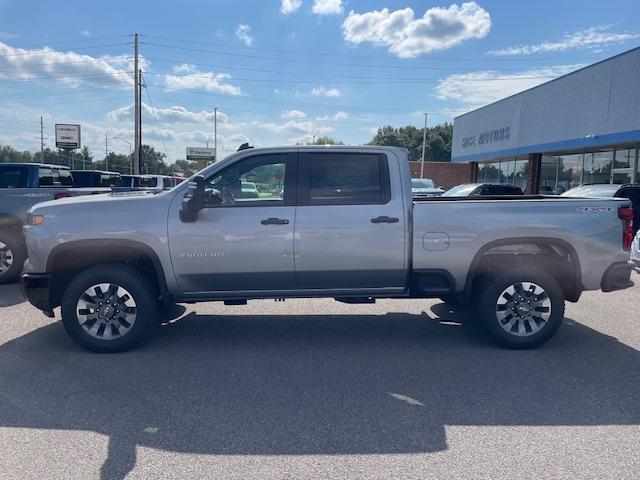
[411,178,436,189]
[442,184,479,197]
[561,185,620,197]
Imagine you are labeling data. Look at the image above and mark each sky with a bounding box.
[0,0,639,162]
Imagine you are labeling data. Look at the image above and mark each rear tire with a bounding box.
[473,267,565,349]
[0,230,26,284]
[61,264,159,352]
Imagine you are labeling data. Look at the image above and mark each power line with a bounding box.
[0,95,130,108]
[3,35,131,49]
[0,42,131,58]
[0,71,132,83]
[0,55,131,70]
[141,41,592,72]
[144,34,598,63]
[142,79,171,160]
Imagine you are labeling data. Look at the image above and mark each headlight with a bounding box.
[27,213,45,225]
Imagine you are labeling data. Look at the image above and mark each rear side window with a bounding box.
[303,153,389,205]
[58,169,73,186]
[163,177,173,189]
[0,167,27,188]
[38,168,54,186]
[139,177,158,188]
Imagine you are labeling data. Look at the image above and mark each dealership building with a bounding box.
[451,46,640,193]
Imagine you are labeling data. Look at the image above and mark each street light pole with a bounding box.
[113,137,133,174]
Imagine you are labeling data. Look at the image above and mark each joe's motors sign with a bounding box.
[55,124,81,149]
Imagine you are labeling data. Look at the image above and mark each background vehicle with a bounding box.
[443,183,524,197]
[411,178,444,198]
[22,146,634,352]
[240,181,259,198]
[119,174,180,192]
[71,170,122,188]
[0,163,108,282]
[562,184,640,236]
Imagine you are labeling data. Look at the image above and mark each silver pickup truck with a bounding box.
[0,163,109,283]
[21,146,635,352]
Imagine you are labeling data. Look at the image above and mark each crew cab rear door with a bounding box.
[294,150,406,291]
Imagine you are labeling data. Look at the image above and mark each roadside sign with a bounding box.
[55,124,81,149]
[186,147,215,162]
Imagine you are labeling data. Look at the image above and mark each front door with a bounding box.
[293,151,407,291]
[168,152,297,295]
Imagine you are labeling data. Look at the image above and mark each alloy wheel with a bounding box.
[495,282,551,337]
[76,283,137,340]
[0,241,14,275]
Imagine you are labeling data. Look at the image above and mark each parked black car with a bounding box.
[71,170,122,187]
[562,184,640,235]
[442,183,524,197]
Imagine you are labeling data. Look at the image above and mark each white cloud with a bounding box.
[281,0,302,14]
[81,30,91,37]
[235,24,254,47]
[342,2,491,58]
[312,0,343,15]
[487,25,640,56]
[316,111,348,121]
[258,119,333,135]
[0,41,132,88]
[281,109,306,119]
[163,64,242,96]
[311,86,341,97]
[108,103,229,124]
[435,65,583,112]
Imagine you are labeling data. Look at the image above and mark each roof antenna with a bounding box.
[237,143,254,151]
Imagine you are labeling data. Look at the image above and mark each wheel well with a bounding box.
[465,240,582,302]
[48,241,168,308]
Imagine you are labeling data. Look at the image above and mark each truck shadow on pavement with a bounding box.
[0,283,24,308]
[0,305,639,480]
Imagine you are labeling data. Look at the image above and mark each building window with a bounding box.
[583,150,613,184]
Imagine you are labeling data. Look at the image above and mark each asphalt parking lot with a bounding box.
[0,274,639,480]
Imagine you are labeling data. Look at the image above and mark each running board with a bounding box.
[334,297,376,304]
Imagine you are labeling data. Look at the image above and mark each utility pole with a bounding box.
[420,112,428,179]
[138,68,144,173]
[214,107,218,164]
[105,133,109,171]
[40,116,44,162]
[133,33,141,175]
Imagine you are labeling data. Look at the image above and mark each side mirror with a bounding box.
[180,175,205,223]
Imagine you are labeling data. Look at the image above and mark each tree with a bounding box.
[307,136,344,145]
[369,122,453,162]
[140,145,169,174]
[0,145,32,163]
[173,159,198,176]
[80,146,93,163]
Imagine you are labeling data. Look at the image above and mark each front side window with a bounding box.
[205,154,287,207]
[304,153,388,205]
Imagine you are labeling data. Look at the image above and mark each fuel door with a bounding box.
[423,232,450,251]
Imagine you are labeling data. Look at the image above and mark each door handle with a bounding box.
[260,217,290,225]
[371,216,399,224]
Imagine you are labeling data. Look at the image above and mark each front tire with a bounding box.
[61,264,159,352]
[474,267,565,349]
[0,230,26,284]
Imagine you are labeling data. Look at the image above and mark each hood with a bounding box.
[29,190,162,214]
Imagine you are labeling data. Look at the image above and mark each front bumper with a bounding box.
[601,262,634,292]
[21,273,53,312]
